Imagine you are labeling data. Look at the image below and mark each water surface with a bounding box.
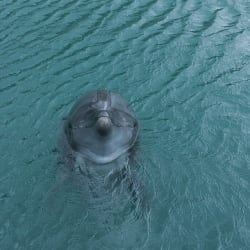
[1,0,250,249]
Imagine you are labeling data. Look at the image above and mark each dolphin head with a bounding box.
[65,90,139,164]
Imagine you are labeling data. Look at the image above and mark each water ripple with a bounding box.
[1,0,250,249]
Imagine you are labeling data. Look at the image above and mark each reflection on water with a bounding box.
[1,0,250,249]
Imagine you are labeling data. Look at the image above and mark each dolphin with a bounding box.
[63,90,139,164]
[58,90,147,213]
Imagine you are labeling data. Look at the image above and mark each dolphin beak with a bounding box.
[96,116,112,136]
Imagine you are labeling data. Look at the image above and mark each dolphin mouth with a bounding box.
[80,146,130,164]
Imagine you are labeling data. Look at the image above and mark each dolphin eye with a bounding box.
[65,122,73,140]
[133,120,137,128]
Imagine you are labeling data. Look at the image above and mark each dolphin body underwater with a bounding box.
[58,90,147,211]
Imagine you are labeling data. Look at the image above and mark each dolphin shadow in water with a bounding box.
[58,90,149,214]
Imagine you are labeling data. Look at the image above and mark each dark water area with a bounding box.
[1,0,250,249]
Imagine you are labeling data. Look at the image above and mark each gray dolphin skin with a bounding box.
[59,90,148,213]
[63,90,139,164]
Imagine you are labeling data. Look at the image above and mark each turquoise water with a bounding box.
[1,0,250,249]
